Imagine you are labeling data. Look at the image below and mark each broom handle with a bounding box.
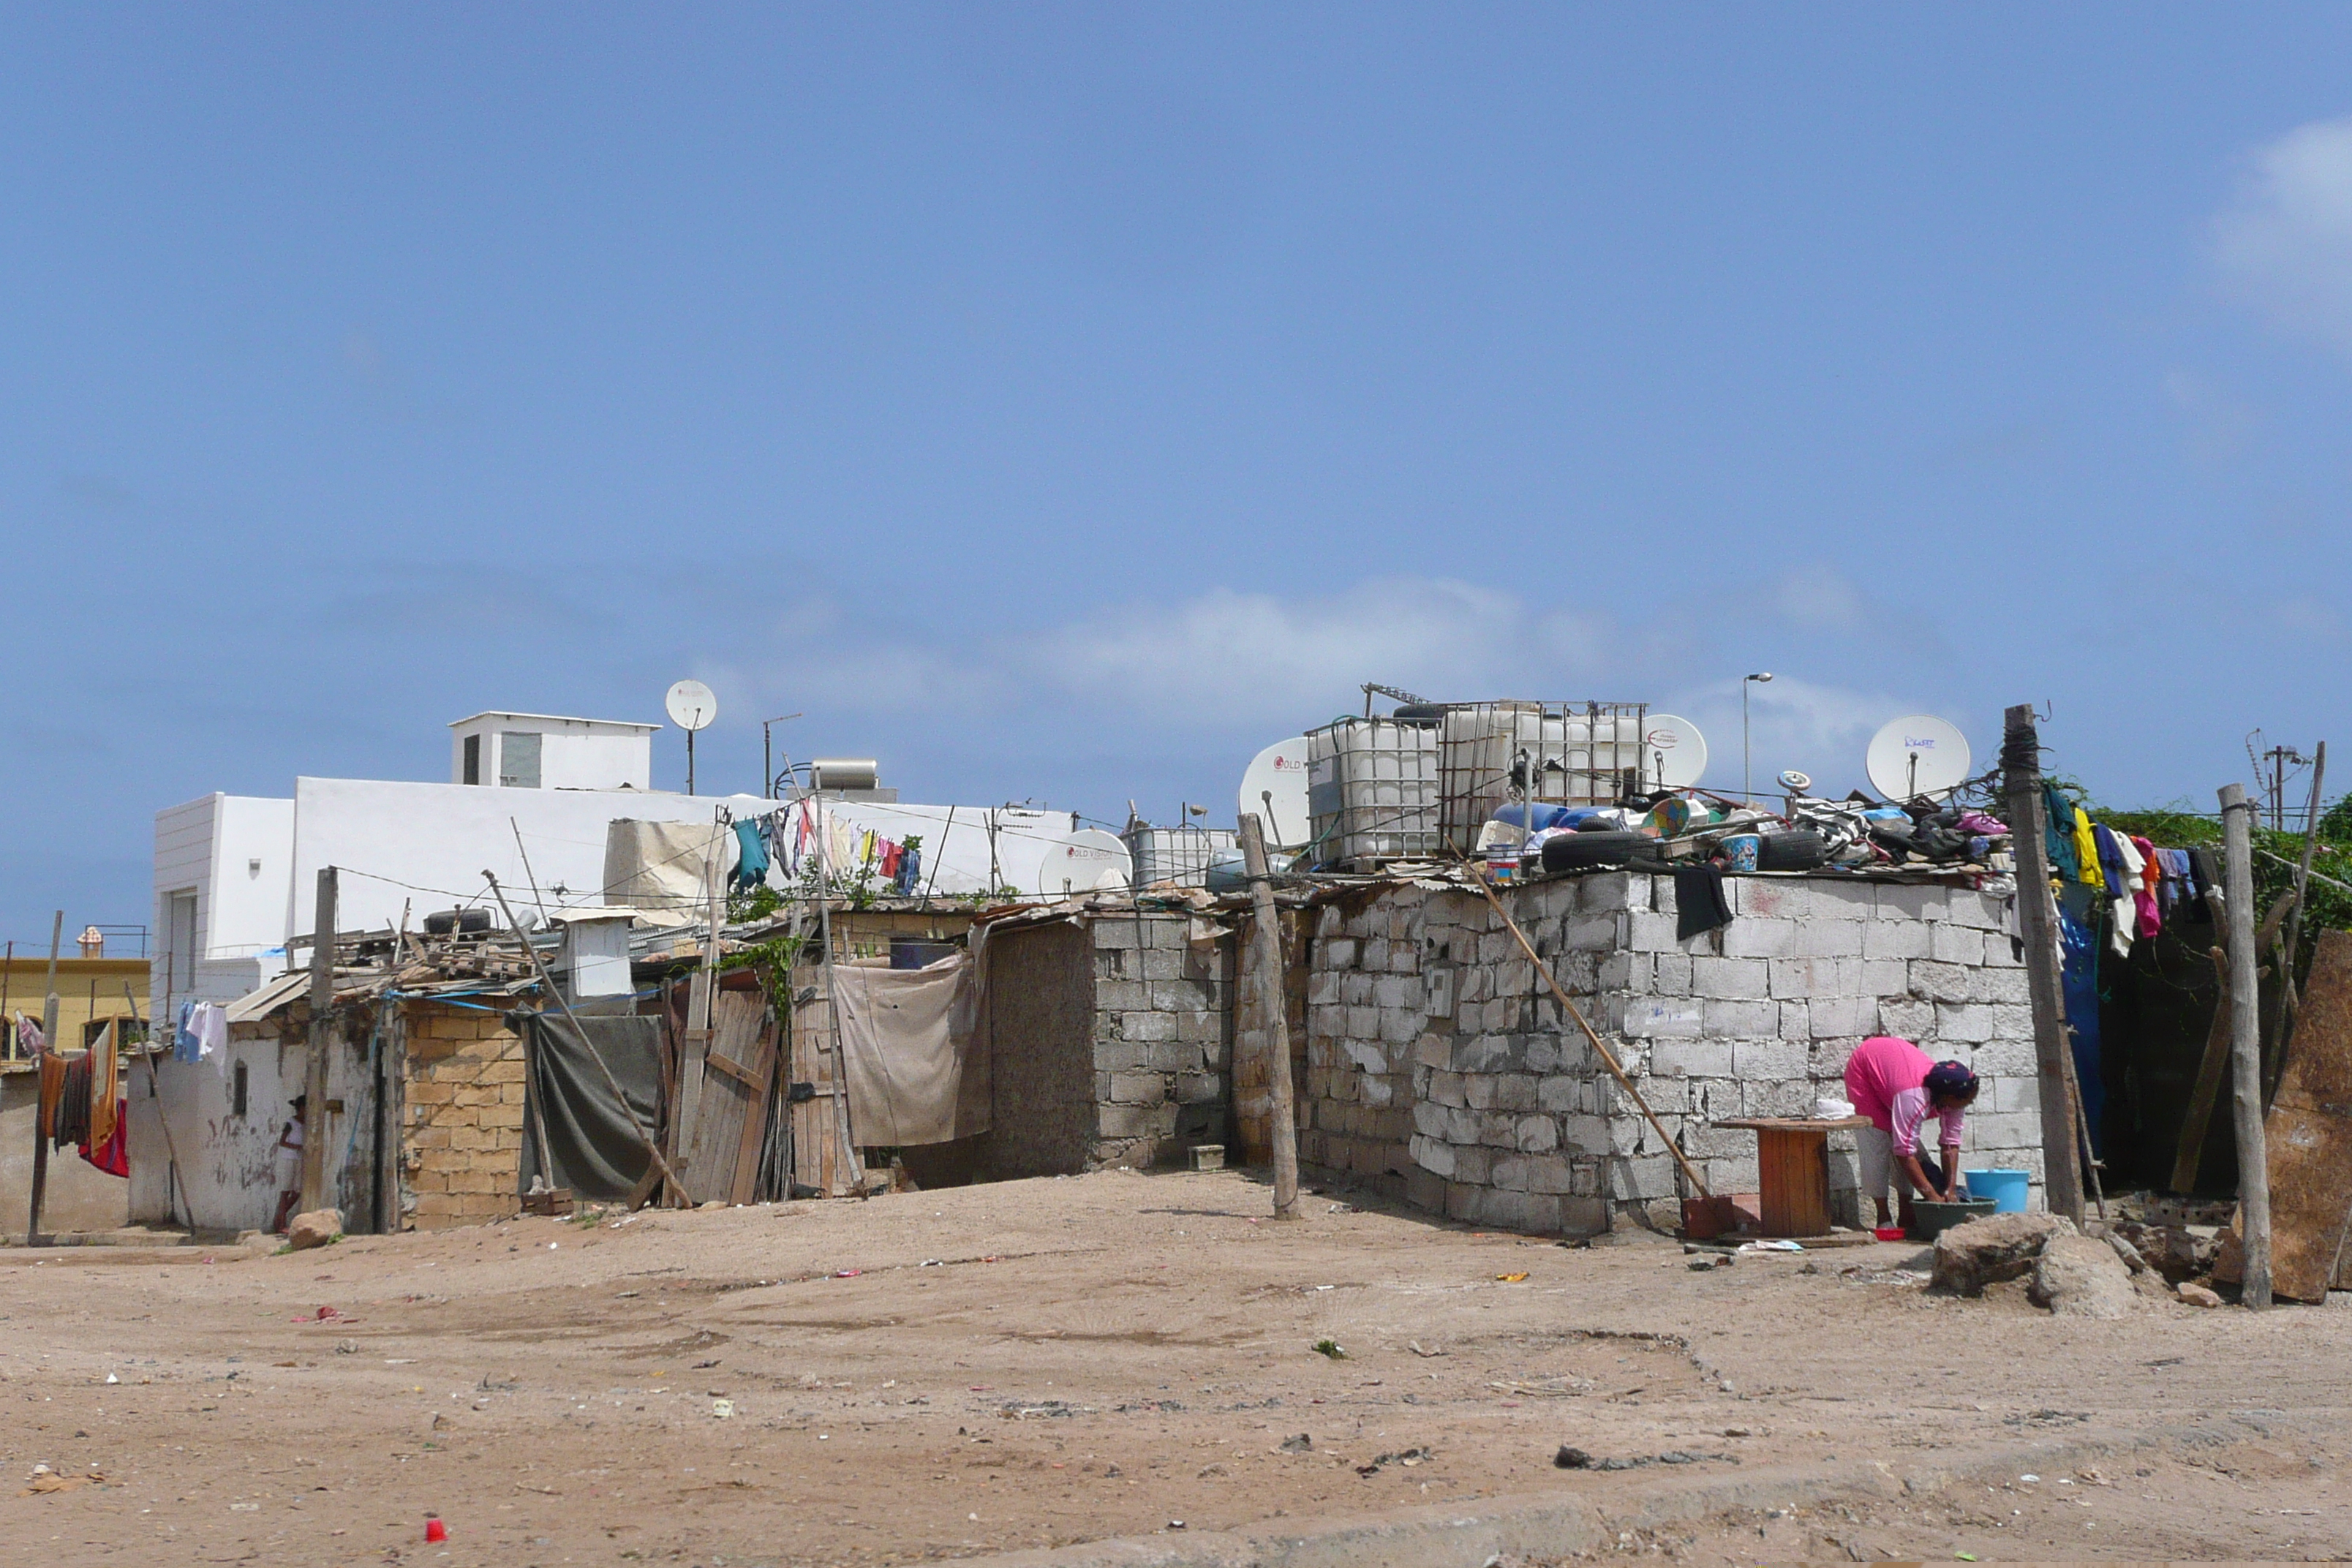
[1468,873,1712,1199]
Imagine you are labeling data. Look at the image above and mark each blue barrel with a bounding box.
[1961,1168,2029,1213]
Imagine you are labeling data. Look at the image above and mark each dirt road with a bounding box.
[0,1169,2345,1564]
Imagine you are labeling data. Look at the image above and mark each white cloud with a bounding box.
[2215,116,2352,354]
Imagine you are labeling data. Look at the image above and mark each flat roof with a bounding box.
[447,712,661,732]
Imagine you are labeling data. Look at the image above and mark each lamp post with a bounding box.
[1742,673,1774,802]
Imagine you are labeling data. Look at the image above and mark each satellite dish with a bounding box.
[1640,714,1709,790]
[1778,769,1813,794]
[664,679,717,732]
[1038,829,1132,897]
[1866,715,1972,801]
[1238,737,1312,851]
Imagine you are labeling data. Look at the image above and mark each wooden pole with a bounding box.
[2220,782,2273,1308]
[1999,704,2085,1222]
[1464,870,1714,1200]
[2170,941,2234,1193]
[2267,741,2326,1100]
[26,911,61,1247]
[1237,813,1299,1219]
[298,868,336,1213]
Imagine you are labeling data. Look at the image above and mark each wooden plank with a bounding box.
[683,992,763,1204]
[728,1027,777,1205]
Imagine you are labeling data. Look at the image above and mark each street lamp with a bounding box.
[1742,673,1774,802]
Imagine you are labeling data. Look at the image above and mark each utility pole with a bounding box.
[1999,705,2085,1222]
[1237,813,1298,1218]
[299,868,336,1214]
[2220,782,2272,1308]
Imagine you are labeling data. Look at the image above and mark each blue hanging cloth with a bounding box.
[2056,890,2103,1159]
[731,819,770,892]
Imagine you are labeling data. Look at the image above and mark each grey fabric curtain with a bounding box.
[519,1002,663,1199]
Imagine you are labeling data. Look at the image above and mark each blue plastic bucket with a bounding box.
[1961,1168,2029,1213]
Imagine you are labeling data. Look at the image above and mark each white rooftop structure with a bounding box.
[446,711,659,791]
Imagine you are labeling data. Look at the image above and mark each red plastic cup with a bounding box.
[424,1517,447,1543]
[1873,1226,1907,1242]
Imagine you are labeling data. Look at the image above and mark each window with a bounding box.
[462,734,481,785]
[498,731,542,788]
[232,1060,249,1118]
[165,891,197,1009]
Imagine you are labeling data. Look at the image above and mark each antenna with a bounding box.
[1639,714,1709,791]
[1865,715,1971,802]
[665,679,717,796]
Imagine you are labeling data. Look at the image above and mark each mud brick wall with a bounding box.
[399,1002,527,1229]
[1297,870,2046,1236]
[1088,912,1232,1169]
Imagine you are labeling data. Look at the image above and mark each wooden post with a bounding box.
[299,867,336,1213]
[26,911,62,1247]
[1237,813,1298,1219]
[2268,740,2327,1098]
[2220,782,2272,1308]
[2170,941,2234,1194]
[2000,705,2085,1222]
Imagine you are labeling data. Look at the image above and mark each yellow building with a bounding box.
[0,956,152,1058]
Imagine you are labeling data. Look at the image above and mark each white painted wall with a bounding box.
[290,777,777,938]
[770,802,1131,898]
[152,795,298,1022]
[447,714,656,791]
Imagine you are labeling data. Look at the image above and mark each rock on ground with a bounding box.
[2029,1233,2138,1318]
[2178,1281,2225,1308]
[287,1208,344,1251]
[1930,1212,2077,1296]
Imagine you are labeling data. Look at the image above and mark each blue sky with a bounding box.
[9,5,2352,946]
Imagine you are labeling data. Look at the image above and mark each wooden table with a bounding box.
[1712,1116,1871,1237]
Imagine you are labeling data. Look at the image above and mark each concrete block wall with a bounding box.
[1088,913,1232,1169]
[400,1001,527,1229]
[1299,870,2044,1236]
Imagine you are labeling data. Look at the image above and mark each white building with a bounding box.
[152,711,1132,1023]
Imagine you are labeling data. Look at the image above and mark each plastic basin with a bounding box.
[1961,1168,2030,1213]
[1907,1197,1997,1241]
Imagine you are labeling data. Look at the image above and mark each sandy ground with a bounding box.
[0,1168,2346,1565]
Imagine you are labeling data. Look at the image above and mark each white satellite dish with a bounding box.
[664,679,717,731]
[1866,715,1972,801]
[1038,829,1133,897]
[1238,737,1312,850]
[1640,714,1709,790]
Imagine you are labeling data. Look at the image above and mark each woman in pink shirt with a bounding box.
[1842,1036,1978,1227]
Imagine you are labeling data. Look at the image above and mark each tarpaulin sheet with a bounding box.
[834,951,989,1147]
[520,1002,664,1199]
[603,818,728,921]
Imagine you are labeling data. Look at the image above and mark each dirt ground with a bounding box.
[1,1168,2346,1565]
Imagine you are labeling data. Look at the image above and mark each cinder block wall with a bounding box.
[1303,870,2046,1235]
[1088,912,1232,1168]
[400,1001,525,1229]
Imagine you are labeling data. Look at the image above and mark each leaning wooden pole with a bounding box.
[2000,705,2085,1222]
[2220,781,2272,1308]
[1237,813,1299,1219]
[26,910,62,1247]
[2268,740,2327,1099]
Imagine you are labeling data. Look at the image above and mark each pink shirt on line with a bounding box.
[1844,1036,1966,1150]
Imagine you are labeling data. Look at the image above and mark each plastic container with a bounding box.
[1907,1196,1997,1240]
[1961,1168,2030,1213]
[1307,717,1441,867]
[1722,834,1761,872]
[1123,826,1238,890]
